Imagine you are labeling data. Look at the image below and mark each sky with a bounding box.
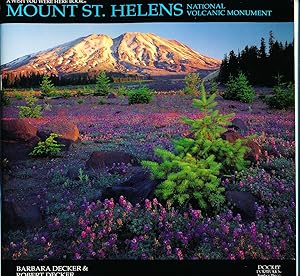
[1,22,294,65]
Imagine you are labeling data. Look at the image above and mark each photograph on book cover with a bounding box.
[0,0,298,275]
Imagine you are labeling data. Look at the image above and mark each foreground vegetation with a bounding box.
[1,73,295,260]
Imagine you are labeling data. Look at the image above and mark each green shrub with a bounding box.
[18,96,42,118]
[62,90,72,98]
[28,88,36,96]
[224,73,255,103]
[142,88,249,211]
[77,86,93,96]
[78,168,89,182]
[84,86,94,95]
[77,99,84,104]
[184,73,201,95]
[40,75,55,97]
[209,79,218,94]
[144,149,224,210]
[128,86,153,104]
[15,92,23,100]
[116,86,129,96]
[30,133,64,157]
[95,72,111,96]
[265,78,294,109]
[200,81,205,95]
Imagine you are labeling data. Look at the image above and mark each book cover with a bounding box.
[0,1,297,275]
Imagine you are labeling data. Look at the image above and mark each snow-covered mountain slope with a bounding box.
[1,32,221,76]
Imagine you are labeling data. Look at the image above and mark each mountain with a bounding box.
[1,32,221,76]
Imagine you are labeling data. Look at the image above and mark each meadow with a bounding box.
[1,81,295,260]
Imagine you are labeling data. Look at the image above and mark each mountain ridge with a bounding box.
[1,32,221,76]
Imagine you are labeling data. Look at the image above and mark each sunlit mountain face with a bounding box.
[1,32,221,76]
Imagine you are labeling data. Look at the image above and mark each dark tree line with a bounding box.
[218,31,294,86]
[2,71,145,89]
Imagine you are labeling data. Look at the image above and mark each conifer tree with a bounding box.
[209,79,218,94]
[95,71,111,96]
[259,38,267,59]
[268,31,275,55]
[40,75,55,97]
[218,54,229,83]
[218,33,294,86]
[224,73,255,103]
[227,50,239,77]
[200,80,206,95]
[143,87,249,211]
[184,73,201,95]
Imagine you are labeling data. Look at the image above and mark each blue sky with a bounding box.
[1,22,293,65]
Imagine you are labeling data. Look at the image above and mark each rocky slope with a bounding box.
[1,32,221,76]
